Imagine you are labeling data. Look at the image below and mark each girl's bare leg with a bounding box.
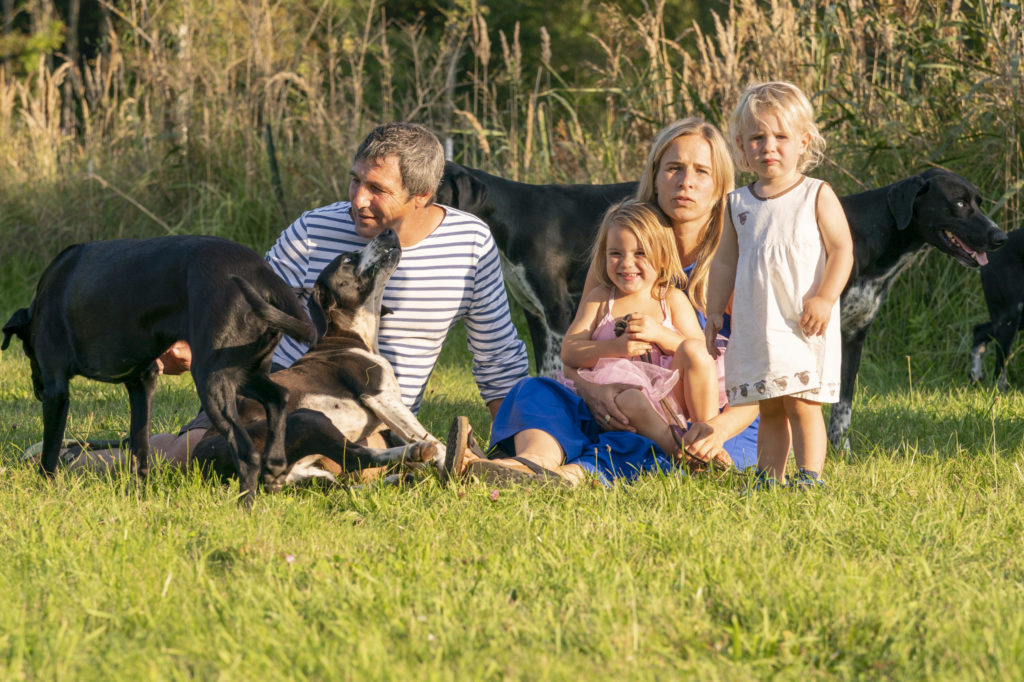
[615,388,678,459]
[756,397,791,481]
[784,397,826,475]
[671,338,719,423]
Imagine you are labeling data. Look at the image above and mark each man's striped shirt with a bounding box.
[266,201,530,413]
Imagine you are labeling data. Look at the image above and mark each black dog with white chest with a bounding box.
[2,235,316,504]
[438,163,1006,449]
[191,229,445,485]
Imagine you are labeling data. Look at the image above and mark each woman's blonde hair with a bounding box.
[635,117,734,312]
[728,81,826,173]
[589,200,684,300]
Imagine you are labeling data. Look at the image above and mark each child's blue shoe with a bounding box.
[788,468,826,490]
[743,468,783,495]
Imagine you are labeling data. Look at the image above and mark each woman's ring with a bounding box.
[604,414,611,424]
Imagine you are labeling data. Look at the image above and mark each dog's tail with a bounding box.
[231,276,317,345]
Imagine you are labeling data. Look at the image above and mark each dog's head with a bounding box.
[436,161,490,218]
[888,169,1007,267]
[309,229,402,351]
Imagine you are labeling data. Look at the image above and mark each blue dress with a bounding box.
[489,267,758,485]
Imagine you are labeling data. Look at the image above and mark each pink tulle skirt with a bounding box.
[558,335,730,427]
[561,357,683,425]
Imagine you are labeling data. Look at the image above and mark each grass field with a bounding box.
[1,1,1021,675]
[2,306,1024,680]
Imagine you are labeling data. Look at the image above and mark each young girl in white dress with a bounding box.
[706,81,854,488]
[562,199,721,464]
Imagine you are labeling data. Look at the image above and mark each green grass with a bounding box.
[2,314,1024,679]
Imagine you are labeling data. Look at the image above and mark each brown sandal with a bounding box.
[466,456,569,486]
[441,416,487,486]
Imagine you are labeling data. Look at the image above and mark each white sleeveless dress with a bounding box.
[724,176,841,405]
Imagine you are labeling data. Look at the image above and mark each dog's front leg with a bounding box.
[359,393,447,468]
[125,367,159,480]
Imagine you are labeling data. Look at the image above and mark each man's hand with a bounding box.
[155,340,193,375]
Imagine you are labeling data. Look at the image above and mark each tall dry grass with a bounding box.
[0,0,1021,349]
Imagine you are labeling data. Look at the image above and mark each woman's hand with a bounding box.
[704,314,724,357]
[682,421,734,469]
[574,376,638,432]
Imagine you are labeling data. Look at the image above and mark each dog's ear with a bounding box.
[436,162,488,214]
[1,308,31,351]
[456,170,488,214]
[307,285,329,340]
[887,175,927,231]
[435,162,458,206]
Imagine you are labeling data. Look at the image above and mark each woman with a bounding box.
[445,118,759,485]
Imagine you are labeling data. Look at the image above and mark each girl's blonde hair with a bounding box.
[729,81,825,173]
[635,117,734,312]
[589,199,684,300]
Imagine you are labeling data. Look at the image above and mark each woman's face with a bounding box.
[654,134,717,230]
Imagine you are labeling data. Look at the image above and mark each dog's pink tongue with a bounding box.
[975,251,989,266]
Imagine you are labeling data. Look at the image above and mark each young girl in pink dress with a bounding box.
[560,199,721,464]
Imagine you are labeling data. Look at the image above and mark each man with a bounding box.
[267,121,528,416]
[45,122,529,472]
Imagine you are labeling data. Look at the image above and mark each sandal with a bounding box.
[465,457,569,487]
[440,416,486,486]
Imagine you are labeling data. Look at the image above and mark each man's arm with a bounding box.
[463,229,530,415]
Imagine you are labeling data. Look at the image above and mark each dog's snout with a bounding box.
[988,227,1009,250]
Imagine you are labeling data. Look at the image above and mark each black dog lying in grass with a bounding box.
[437,163,1007,450]
[971,227,1024,389]
[2,235,316,505]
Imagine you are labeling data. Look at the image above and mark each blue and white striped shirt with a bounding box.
[266,201,530,413]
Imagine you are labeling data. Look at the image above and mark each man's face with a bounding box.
[348,155,417,238]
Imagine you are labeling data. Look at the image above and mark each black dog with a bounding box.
[191,229,443,485]
[970,227,1024,389]
[1,236,316,503]
[438,163,1007,449]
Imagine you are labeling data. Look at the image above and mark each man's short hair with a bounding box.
[354,122,445,200]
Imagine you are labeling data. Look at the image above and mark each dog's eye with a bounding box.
[955,200,967,209]
[341,255,354,263]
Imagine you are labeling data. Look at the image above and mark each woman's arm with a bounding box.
[683,402,759,465]
[704,210,739,356]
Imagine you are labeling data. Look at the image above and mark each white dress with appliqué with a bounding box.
[725,176,841,405]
